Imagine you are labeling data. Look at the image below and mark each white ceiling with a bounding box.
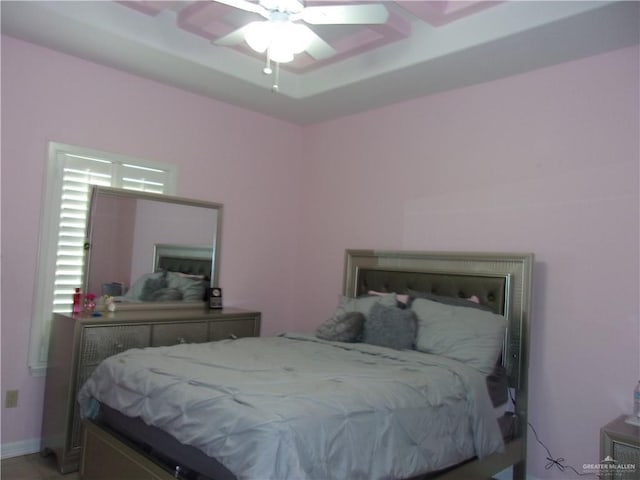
[2,1,638,125]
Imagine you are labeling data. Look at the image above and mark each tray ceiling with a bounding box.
[2,1,638,125]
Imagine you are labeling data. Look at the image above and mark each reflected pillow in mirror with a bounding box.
[139,272,168,301]
[122,271,166,302]
[148,287,183,302]
[166,272,207,301]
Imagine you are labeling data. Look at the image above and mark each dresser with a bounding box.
[600,415,640,479]
[41,307,261,474]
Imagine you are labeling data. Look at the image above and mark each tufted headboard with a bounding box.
[354,269,507,315]
[153,244,213,281]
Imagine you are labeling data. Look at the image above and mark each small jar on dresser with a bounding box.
[600,415,640,480]
[40,307,261,474]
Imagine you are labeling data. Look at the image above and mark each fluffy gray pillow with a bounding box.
[139,272,168,301]
[316,294,396,342]
[316,311,365,342]
[122,271,165,301]
[333,293,397,318]
[362,303,417,350]
[411,298,506,375]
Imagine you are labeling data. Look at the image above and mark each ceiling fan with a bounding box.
[213,0,389,65]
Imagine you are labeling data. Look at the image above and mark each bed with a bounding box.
[77,250,533,480]
[114,244,213,303]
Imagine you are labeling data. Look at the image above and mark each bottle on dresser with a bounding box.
[72,288,82,315]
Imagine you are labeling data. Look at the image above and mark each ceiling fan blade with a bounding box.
[212,0,269,18]
[297,4,388,25]
[304,28,336,61]
[214,24,253,46]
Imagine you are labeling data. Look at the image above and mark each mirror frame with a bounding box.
[84,186,223,310]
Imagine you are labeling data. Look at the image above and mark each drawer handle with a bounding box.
[229,334,238,340]
[177,337,187,344]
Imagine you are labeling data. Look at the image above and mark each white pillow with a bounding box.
[411,298,506,375]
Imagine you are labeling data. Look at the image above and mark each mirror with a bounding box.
[84,187,222,309]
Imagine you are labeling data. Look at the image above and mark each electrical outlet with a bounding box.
[5,389,18,408]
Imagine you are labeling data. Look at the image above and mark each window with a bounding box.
[28,142,176,375]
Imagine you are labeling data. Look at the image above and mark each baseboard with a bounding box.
[1,438,41,459]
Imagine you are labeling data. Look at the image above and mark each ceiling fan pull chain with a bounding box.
[272,61,280,92]
[263,52,273,75]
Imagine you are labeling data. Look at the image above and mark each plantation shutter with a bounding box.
[29,143,176,375]
[52,153,171,313]
[53,155,112,312]
[119,163,169,193]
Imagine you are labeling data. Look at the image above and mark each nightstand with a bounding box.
[600,415,640,479]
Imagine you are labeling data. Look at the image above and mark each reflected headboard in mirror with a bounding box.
[153,244,213,279]
[84,187,223,308]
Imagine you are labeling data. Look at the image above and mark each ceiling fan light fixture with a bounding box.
[245,20,311,63]
[244,21,273,53]
[268,44,294,63]
[282,22,312,54]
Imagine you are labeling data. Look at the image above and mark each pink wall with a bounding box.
[294,46,639,478]
[129,199,218,284]
[1,35,303,449]
[87,194,136,295]
[2,34,638,479]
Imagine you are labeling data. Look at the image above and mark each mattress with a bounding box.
[79,334,505,480]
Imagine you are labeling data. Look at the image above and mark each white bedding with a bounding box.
[78,333,504,480]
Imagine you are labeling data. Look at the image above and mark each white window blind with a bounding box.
[29,143,176,375]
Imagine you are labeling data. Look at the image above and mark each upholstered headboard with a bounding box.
[343,250,533,448]
[153,244,213,280]
[344,250,532,384]
[354,269,507,315]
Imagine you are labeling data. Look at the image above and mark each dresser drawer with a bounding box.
[601,415,640,480]
[612,440,640,465]
[151,322,208,347]
[80,325,151,366]
[209,319,257,340]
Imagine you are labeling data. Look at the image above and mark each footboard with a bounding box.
[81,421,175,480]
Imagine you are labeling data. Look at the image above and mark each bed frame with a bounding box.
[80,250,533,480]
[344,250,533,480]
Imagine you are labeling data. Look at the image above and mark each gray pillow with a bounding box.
[122,271,165,301]
[362,303,417,350]
[139,272,168,301]
[316,311,365,342]
[148,287,183,302]
[167,272,207,301]
[411,298,506,375]
[332,293,397,319]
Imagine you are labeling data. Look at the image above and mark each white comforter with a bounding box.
[78,333,504,480]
